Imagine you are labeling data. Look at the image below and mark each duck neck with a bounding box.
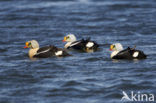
[65,42,72,49]
[111,50,119,58]
[29,48,39,58]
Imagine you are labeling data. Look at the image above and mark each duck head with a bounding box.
[110,43,123,51]
[24,40,39,49]
[62,34,77,42]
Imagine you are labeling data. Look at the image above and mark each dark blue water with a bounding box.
[0,0,156,103]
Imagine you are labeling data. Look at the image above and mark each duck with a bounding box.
[62,34,99,52]
[24,40,70,58]
[109,43,147,59]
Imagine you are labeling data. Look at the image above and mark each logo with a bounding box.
[121,91,155,102]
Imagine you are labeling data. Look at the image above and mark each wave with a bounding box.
[15,0,134,9]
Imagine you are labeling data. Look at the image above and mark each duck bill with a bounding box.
[109,45,113,51]
[24,42,29,48]
[62,37,66,42]
[24,46,28,48]
[62,40,66,42]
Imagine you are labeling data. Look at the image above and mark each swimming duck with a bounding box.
[24,40,70,58]
[62,34,99,52]
[110,43,147,59]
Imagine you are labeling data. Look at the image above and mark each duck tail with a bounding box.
[131,45,136,50]
[63,51,72,56]
[86,37,91,41]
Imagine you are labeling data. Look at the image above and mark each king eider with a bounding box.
[109,43,147,60]
[62,34,99,52]
[24,40,70,58]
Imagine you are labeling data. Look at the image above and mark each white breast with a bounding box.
[86,42,94,48]
[65,42,72,49]
[29,48,39,58]
[55,51,63,56]
[111,51,119,58]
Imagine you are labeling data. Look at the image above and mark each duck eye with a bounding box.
[113,45,115,48]
[28,42,32,47]
[28,42,31,46]
[66,36,70,39]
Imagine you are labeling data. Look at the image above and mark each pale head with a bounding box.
[63,34,77,42]
[24,40,39,49]
[110,43,123,51]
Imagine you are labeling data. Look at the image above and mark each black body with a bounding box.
[67,38,99,52]
[33,45,70,58]
[112,47,147,60]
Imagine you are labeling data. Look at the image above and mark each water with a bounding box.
[0,0,156,103]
